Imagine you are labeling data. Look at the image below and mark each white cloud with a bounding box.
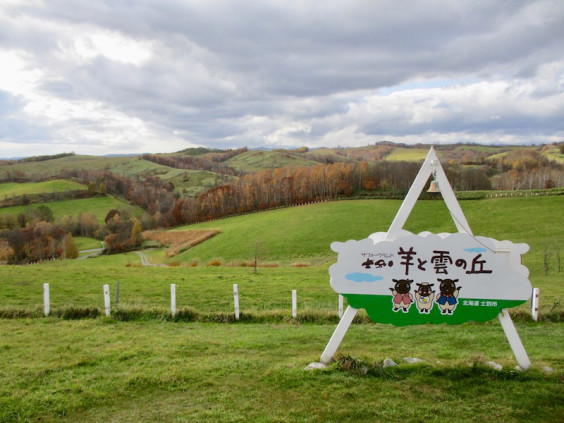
[0,0,563,157]
[71,31,152,66]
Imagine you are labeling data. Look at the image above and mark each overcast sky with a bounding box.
[1,0,563,157]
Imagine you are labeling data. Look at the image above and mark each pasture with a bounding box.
[0,179,86,197]
[0,196,563,422]
[0,196,145,225]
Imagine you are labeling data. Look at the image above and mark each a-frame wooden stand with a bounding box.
[320,147,531,369]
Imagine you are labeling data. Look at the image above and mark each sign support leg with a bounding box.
[320,306,358,364]
[498,309,531,370]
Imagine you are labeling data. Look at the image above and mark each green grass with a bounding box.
[165,197,563,306]
[1,197,562,315]
[0,156,231,197]
[0,196,563,421]
[0,179,87,197]
[385,148,429,161]
[164,169,237,196]
[74,237,104,251]
[0,319,561,422]
[225,150,318,173]
[0,196,144,224]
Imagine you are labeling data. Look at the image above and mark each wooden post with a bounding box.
[103,284,111,316]
[338,294,344,318]
[115,281,120,305]
[43,283,50,317]
[292,290,297,318]
[171,284,176,317]
[233,284,240,320]
[531,288,539,322]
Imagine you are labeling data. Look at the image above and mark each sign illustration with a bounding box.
[319,148,533,369]
[330,232,531,325]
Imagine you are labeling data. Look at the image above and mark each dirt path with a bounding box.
[135,251,155,266]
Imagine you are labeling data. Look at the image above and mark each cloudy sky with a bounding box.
[1,0,563,157]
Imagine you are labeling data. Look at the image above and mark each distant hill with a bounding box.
[0,142,562,232]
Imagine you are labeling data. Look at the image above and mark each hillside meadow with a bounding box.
[1,196,562,314]
[0,179,87,197]
[0,196,145,225]
[0,196,563,422]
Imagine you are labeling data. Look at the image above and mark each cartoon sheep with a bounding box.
[435,278,461,314]
[414,282,435,314]
[390,279,414,313]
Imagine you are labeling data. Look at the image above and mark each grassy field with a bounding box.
[1,196,561,313]
[0,319,561,422]
[225,150,318,173]
[384,147,429,161]
[0,179,87,197]
[0,156,233,197]
[161,197,564,306]
[0,196,144,224]
[0,196,562,422]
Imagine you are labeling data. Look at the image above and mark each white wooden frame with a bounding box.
[320,147,531,369]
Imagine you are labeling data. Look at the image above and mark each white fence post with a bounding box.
[43,283,50,317]
[338,294,344,318]
[233,284,240,320]
[292,289,297,318]
[171,284,176,317]
[531,288,539,322]
[103,284,111,316]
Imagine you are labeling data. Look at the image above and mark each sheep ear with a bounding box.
[429,284,434,287]
[437,278,444,282]
[453,279,459,283]
[407,279,413,283]
[392,279,398,282]
[416,283,422,287]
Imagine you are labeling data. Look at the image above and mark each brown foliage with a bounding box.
[143,229,220,257]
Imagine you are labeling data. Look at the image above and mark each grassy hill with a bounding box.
[0,179,87,197]
[0,196,144,224]
[0,196,562,422]
[0,155,235,197]
[224,150,318,173]
[134,196,563,310]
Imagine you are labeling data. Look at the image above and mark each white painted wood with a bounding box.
[385,147,471,240]
[320,306,358,363]
[498,309,531,370]
[103,284,111,316]
[292,290,297,318]
[233,284,240,320]
[531,288,539,321]
[43,283,50,317]
[338,294,344,318]
[171,284,176,317]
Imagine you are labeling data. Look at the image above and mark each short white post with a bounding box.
[103,284,111,316]
[338,294,344,318]
[292,289,297,318]
[531,288,539,321]
[233,284,240,320]
[43,283,50,317]
[171,284,176,317]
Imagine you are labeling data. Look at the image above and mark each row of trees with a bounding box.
[55,156,559,230]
